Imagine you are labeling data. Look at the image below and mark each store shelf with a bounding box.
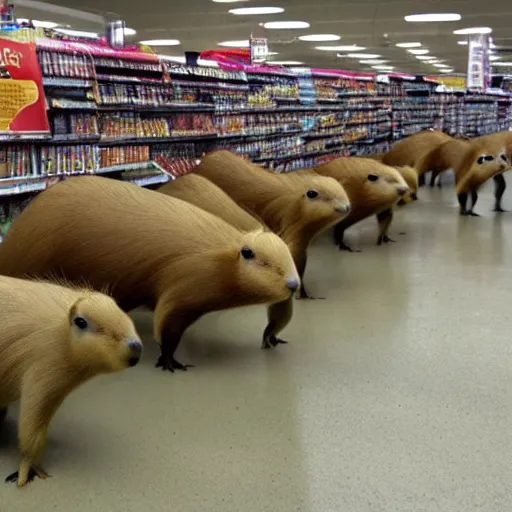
[97,162,156,174]
[129,174,170,187]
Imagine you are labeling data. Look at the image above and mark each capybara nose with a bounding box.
[128,357,140,367]
[411,192,418,201]
[335,203,351,214]
[287,278,299,292]
[128,339,143,354]
[397,199,406,206]
[397,186,408,196]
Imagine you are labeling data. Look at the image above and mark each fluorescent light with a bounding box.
[218,39,250,47]
[268,51,279,55]
[457,40,468,45]
[372,65,394,70]
[346,53,381,59]
[270,60,304,65]
[159,55,186,63]
[230,7,284,14]
[405,13,461,22]
[300,34,340,42]
[124,28,136,36]
[433,63,450,68]
[263,21,310,29]
[54,28,99,38]
[489,55,501,61]
[317,45,366,52]
[453,27,492,35]
[359,59,388,64]
[17,19,58,28]
[408,49,429,55]
[416,56,435,60]
[212,0,248,2]
[140,39,181,46]
[438,69,454,73]
[395,42,422,48]
[493,62,512,66]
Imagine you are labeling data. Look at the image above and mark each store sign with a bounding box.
[431,75,466,89]
[466,35,490,91]
[250,38,268,63]
[0,38,49,134]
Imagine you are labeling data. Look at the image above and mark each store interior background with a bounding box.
[0,1,510,512]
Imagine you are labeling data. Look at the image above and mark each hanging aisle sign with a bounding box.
[466,35,490,91]
[0,37,49,136]
[250,37,269,63]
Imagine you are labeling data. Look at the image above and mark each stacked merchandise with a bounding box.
[0,37,511,203]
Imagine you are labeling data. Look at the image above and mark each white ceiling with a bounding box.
[11,0,512,75]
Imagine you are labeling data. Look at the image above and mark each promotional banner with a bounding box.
[0,37,49,134]
[250,37,269,64]
[466,35,490,91]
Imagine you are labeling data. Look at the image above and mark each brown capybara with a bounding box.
[417,138,509,215]
[313,157,409,251]
[191,150,351,299]
[0,176,299,372]
[0,275,142,487]
[158,173,291,349]
[471,131,512,212]
[381,130,453,186]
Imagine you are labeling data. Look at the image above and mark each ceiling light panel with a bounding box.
[358,59,388,64]
[372,65,394,70]
[416,56,436,60]
[346,53,381,59]
[230,7,284,15]
[408,49,429,55]
[405,13,461,22]
[124,28,136,35]
[18,19,58,28]
[316,45,366,51]
[270,60,304,65]
[55,28,99,38]
[395,42,422,48]
[300,34,340,42]
[263,21,310,29]
[140,39,181,46]
[453,27,492,35]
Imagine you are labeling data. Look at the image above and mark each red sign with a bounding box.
[0,38,49,134]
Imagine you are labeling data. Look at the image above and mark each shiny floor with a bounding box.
[1,181,511,511]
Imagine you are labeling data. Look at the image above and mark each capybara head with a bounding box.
[235,229,300,304]
[363,165,409,207]
[472,149,509,178]
[283,172,351,229]
[68,293,142,373]
[395,166,419,206]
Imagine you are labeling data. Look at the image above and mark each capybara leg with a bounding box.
[429,171,439,187]
[418,173,426,187]
[155,313,198,372]
[468,189,480,217]
[458,192,468,215]
[376,209,395,245]
[262,298,293,349]
[294,252,323,300]
[334,224,359,252]
[493,174,507,212]
[7,381,60,487]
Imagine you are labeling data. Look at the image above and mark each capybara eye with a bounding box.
[368,174,379,182]
[73,317,88,330]
[501,154,508,162]
[241,247,255,260]
[306,189,319,199]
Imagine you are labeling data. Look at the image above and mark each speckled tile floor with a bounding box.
[1,181,511,512]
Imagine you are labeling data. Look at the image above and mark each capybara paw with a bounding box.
[378,235,396,245]
[338,243,360,253]
[468,211,480,217]
[5,466,50,487]
[493,207,507,213]
[155,355,194,372]
[262,335,288,349]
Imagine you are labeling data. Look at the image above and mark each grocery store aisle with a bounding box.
[1,182,510,512]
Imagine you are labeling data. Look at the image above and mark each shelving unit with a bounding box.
[0,35,511,240]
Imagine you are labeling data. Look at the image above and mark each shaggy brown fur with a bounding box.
[192,150,351,299]
[0,176,299,372]
[313,157,409,250]
[418,139,509,215]
[158,174,291,349]
[471,132,512,212]
[0,276,141,487]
